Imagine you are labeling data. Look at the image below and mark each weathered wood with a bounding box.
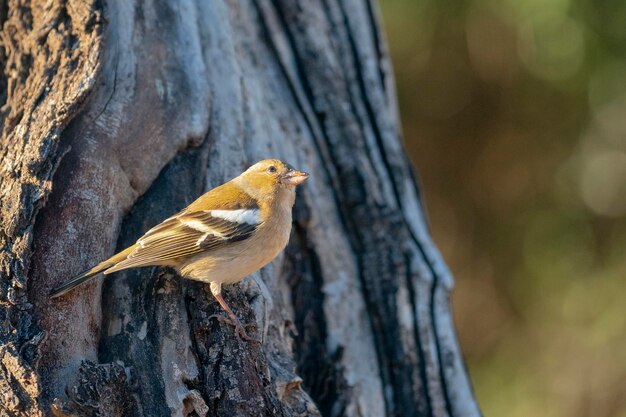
[0,1,104,415]
[0,0,481,416]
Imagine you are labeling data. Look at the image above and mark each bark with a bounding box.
[0,1,481,417]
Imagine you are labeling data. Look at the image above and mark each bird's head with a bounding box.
[235,159,309,202]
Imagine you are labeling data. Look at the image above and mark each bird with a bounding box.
[50,159,309,340]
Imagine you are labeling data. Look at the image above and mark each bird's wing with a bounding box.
[104,208,261,273]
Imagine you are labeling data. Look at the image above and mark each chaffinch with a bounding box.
[51,159,309,339]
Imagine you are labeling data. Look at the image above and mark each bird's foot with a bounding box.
[209,314,258,343]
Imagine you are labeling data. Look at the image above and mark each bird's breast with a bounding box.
[178,205,293,284]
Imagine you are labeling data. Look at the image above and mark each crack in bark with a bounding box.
[404,252,435,416]
[285,208,350,417]
[428,278,454,417]
[92,44,118,128]
[363,0,387,96]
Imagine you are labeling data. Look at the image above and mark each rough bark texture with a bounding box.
[0,1,481,417]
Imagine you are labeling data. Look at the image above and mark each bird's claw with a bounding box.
[208,314,258,343]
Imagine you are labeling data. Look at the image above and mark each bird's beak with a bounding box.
[281,170,309,187]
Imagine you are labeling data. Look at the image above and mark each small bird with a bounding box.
[50,159,309,339]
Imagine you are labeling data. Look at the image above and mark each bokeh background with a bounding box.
[378,0,626,416]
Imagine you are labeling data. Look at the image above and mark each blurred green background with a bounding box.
[379,0,626,416]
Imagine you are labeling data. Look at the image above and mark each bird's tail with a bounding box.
[49,244,137,299]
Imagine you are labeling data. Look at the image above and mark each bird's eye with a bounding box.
[267,165,277,173]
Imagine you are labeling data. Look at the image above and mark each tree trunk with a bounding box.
[0,1,481,416]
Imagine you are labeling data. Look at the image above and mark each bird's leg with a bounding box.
[208,282,256,342]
